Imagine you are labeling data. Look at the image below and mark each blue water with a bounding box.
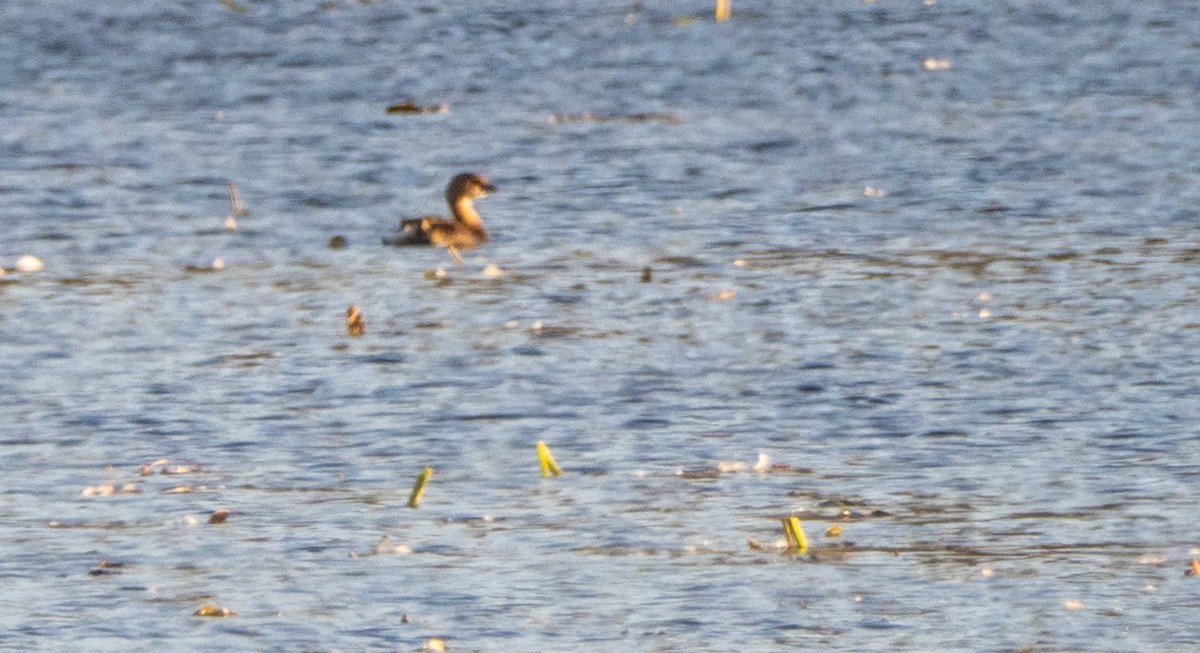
[2,1,1199,650]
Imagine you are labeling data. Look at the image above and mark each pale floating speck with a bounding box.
[978,308,992,319]
[716,460,747,473]
[752,451,770,473]
[977,291,994,302]
[863,186,887,198]
[482,263,504,278]
[184,515,200,526]
[425,637,448,652]
[14,255,44,273]
[1145,583,1157,592]
[224,216,238,232]
[530,320,544,333]
[980,567,994,577]
[708,289,737,301]
[854,595,863,603]
[211,258,225,271]
[633,469,647,478]
[733,259,746,268]
[504,320,520,329]
[1063,599,1084,611]
[372,536,413,555]
[81,483,140,497]
[923,57,952,71]
[161,464,201,475]
[672,206,684,215]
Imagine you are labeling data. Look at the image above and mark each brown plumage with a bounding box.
[384,173,496,262]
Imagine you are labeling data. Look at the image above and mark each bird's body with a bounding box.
[385,173,496,261]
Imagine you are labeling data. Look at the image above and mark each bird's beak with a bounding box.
[482,182,497,194]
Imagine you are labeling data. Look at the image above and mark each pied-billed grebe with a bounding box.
[383,173,496,262]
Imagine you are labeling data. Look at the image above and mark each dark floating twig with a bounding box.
[386,101,450,115]
[546,112,683,125]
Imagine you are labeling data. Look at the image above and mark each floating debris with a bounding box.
[1062,599,1084,611]
[1187,559,1200,576]
[371,535,412,555]
[194,604,236,617]
[708,289,737,301]
[715,0,731,21]
[207,508,230,524]
[528,321,579,337]
[386,101,449,115]
[537,441,563,477]
[137,458,171,475]
[640,266,652,282]
[225,181,247,232]
[546,112,683,125]
[163,485,196,494]
[88,560,126,576]
[408,467,433,508]
[329,235,348,249]
[217,0,249,13]
[424,638,448,652]
[922,57,952,71]
[14,255,43,273]
[863,186,887,198]
[346,305,365,337]
[746,538,771,552]
[752,452,770,473]
[481,263,505,278]
[162,464,201,475]
[782,516,809,555]
[184,259,224,273]
[825,525,844,538]
[424,268,449,280]
[81,483,140,497]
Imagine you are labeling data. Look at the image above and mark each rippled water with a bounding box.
[3,1,1199,650]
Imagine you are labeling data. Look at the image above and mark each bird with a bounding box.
[383,173,496,263]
